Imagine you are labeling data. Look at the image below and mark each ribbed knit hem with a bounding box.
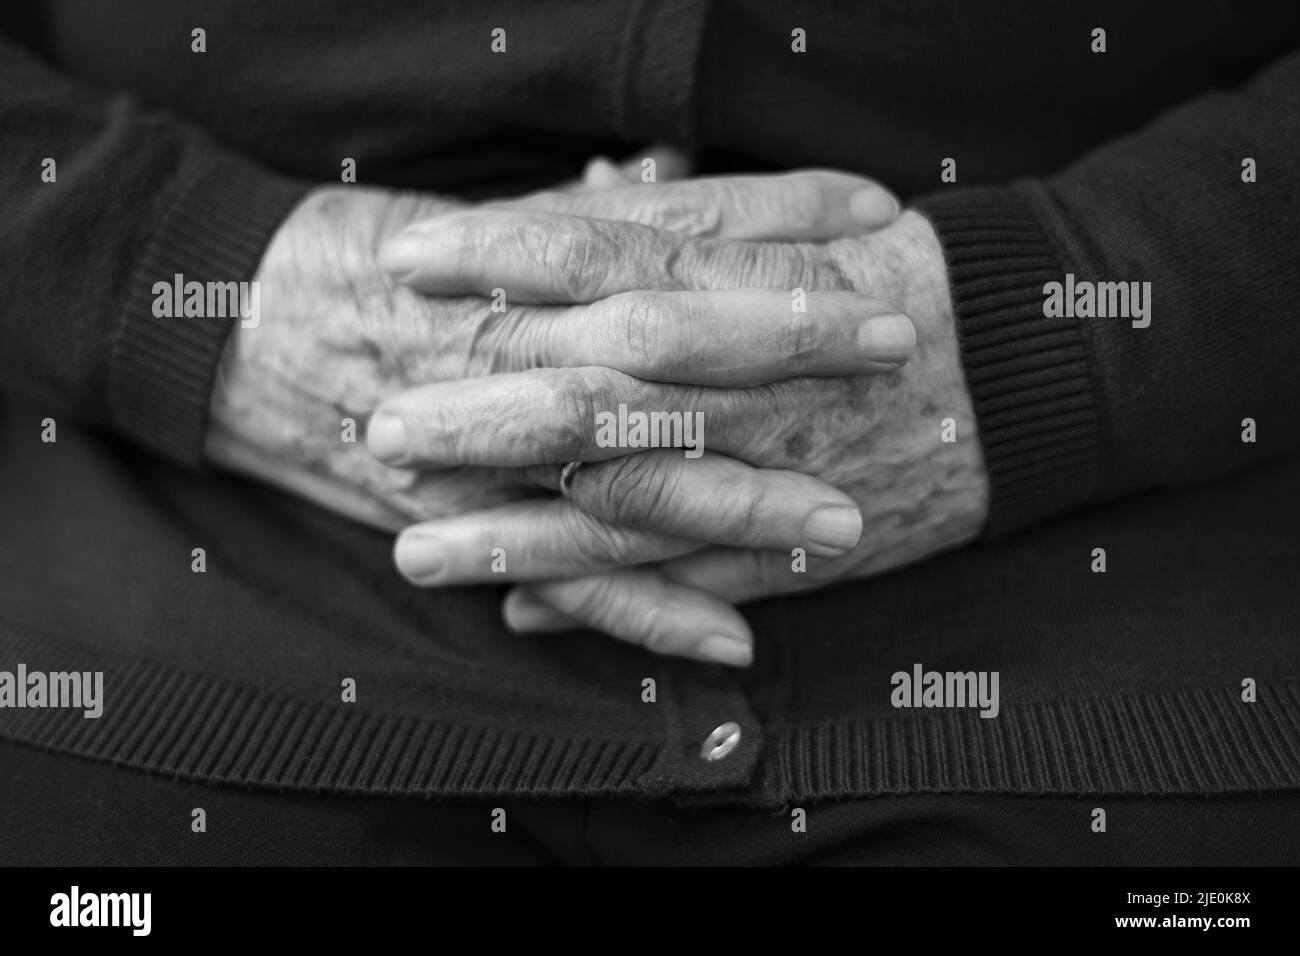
[913,187,1105,538]
[0,626,659,797]
[108,156,311,468]
[0,623,766,799]
[4,621,1297,802]
[768,688,1300,801]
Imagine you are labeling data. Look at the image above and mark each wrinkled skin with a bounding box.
[206,171,908,534]
[206,187,542,530]
[372,207,991,659]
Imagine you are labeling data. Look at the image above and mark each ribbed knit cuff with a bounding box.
[912,186,1105,538]
[108,155,311,468]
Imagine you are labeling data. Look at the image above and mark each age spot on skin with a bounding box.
[783,431,812,461]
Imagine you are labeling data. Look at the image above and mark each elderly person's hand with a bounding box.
[205,170,906,534]
[371,206,989,665]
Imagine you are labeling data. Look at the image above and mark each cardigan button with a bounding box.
[700,722,742,761]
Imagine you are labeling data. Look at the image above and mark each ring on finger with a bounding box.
[558,460,585,498]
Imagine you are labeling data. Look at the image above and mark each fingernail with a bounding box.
[804,505,863,557]
[849,188,900,228]
[857,314,916,362]
[394,532,447,584]
[377,232,425,282]
[367,411,408,464]
[696,635,753,667]
[504,589,570,632]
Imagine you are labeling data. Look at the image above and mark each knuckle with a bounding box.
[618,294,663,375]
[660,234,695,289]
[539,222,574,274]
[550,370,599,459]
[562,510,663,576]
[747,240,836,292]
[557,508,624,566]
[542,220,608,300]
[479,304,539,374]
[646,186,724,237]
[591,454,677,529]
[679,238,748,289]
[734,474,768,541]
[563,575,621,624]
[780,309,824,366]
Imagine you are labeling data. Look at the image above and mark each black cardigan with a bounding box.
[0,0,1297,805]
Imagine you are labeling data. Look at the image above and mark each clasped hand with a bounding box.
[368,171,989,665]
[207,162,988,666]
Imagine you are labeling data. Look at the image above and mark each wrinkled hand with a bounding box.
[204,169,903,532]
[373,209,990,665]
